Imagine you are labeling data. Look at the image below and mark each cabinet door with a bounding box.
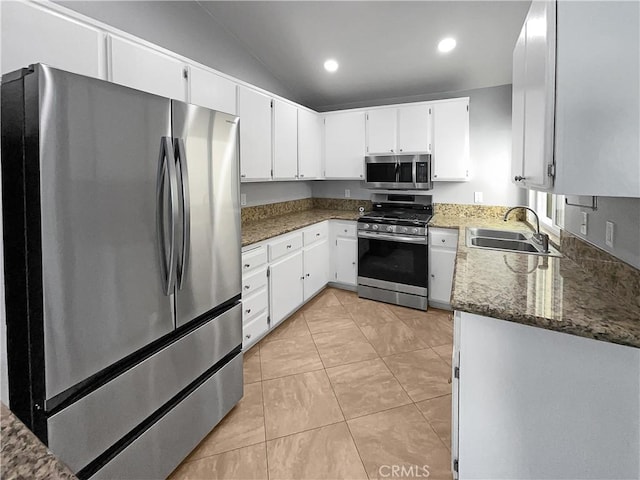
[238,86,272,180]
[1,1,104,78]
[109,35,187,101]
[521,0,556,190]
[366,109,397,154]
[303,240,329,301]
[397,104,432,153]
[432,99,470,181]
[298,109,322,179]
[429,247,457,306]
[324,112,366,179]
[269,251,304,326]
[273,100,298,179]
[511,27,527,184]
[335,237,357,286]
[189,66,237,115]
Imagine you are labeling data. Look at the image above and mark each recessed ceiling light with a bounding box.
[324,59,339,73]
[438,38,457,53]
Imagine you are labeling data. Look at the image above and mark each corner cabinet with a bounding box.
[273,99,298,180]
[512,0,640,197]
[432,99,470,181]
[323,112,366,179]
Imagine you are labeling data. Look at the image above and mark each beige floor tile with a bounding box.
[347,404,452,480]
[312,324,378,368]
[433,344,453,366]
[243,346,262,384]
[302,288,342,311]
[383,349,451,402]
[259,335,324,380]
[266,423,368,480]
[343,301,401,328]
[331,288,360,305]
[359,320,429,356]
[185,383,265,461]
[416,395,452,451]
[263,370,344,439]
[395,310,454,348]
[169,443,268,480]
[326,358,412,419]
[303,305,358,334]
[261,310,310,343]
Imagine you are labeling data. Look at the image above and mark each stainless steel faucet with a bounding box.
[503,206,550,253]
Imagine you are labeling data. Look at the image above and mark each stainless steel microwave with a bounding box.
[363,154,433,190]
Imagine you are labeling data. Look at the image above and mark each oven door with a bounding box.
[357,231,428,296]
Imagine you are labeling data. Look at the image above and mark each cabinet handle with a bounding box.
[442,239,446,243]
[352,262,356,265]
[390,149,394,153]
[300,276,305,280]
[514,176,525,182]
[240,174,246,178]
[360,174,363,178]
[286,244,292,249]
[300,174,305,178]
[244,263,250,268]
[431,274,435,278]
[316,233,320,237]
[244,285,250,290]
[245,308,251,314]
[399,149,403,152]
[344,229,348,233]
[245,333,252,340]
[433,174,438,178]
[306,273,310,277]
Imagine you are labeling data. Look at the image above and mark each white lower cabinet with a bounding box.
[428,228,459,310]
[330,221,358,287]
[303,240,329,301]
[241,246,269,349]
[269,249,304,327]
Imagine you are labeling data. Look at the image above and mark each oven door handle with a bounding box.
[358,231,428,244]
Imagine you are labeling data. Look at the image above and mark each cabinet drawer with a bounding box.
[243,312,268,348]
[430,229,459,249]
[336,222,357,238]
[242,246,267,272]
[269,232,303,261]
[242,266,267,297]
[303,222,328,245]
[242,287,268,325]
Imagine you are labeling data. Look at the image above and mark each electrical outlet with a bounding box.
[605,221,614,247]
[580,212,588,235]
[345,189,351,198]
[474,192,483,203]
[240,193,247,206]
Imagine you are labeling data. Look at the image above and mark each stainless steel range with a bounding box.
[357,194,433,310]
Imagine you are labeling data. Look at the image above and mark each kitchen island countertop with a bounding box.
[430,214,640,349]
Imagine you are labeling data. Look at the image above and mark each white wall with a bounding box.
[54,1,297,102]
[563,197,640,269]
[314,85,526,207]
[241,181,312,207]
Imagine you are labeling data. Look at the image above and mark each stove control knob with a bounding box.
[412,228,419,234]
[386,226,393,232]
[363,223,370,229]
[372,224,379,230]
[401,227,408,233]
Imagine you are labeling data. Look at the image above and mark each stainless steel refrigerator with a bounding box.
[1,64,243,479]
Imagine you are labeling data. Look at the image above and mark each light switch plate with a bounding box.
[474,192,483,203]
[580,212,588,235]
[605,221,614,247]
[345,189,351,198]
[240,193,247,206]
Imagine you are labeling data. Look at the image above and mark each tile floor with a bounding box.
[169,288,454,480]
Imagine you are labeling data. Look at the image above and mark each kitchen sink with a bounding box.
[465,227,562,257]
[466,228,528,241]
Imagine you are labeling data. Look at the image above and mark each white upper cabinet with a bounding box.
[1,1,104,78]
[324,112,366,179]
[366,109,398,154]
[297,109,322,179]
[432,98,470,181]
[189,66,237,115]
[397,104,432,153]
[273,100,299,180]
[511,0,555,191]
[238,86,272,181]
[108,35,187,101]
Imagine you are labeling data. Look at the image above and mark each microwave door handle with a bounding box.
[395,158,399,183]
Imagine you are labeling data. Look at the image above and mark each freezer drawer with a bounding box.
[48,303,242,473]
[91,353,243,480]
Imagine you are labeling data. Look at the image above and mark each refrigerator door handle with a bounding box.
[175,138,190,290]
[156,136,179,295]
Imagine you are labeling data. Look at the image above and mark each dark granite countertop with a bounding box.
[242,209,361,247]
[430,215,640,349]
[1,403,76,479]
